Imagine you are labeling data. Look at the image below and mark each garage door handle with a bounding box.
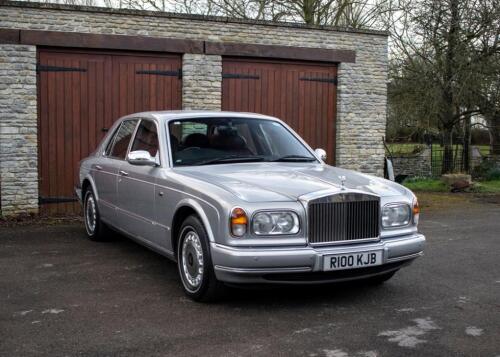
[95,165,103,171]
[119,170,129,177]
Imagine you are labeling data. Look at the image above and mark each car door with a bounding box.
[116,119,161,244]
[94,119,138,227]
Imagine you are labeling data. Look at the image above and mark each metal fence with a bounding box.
[430,144,468,176]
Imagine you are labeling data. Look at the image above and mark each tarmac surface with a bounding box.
[1,194,499,356]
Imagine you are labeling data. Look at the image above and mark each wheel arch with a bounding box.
[81,174,99,201]
[171,199,217,257]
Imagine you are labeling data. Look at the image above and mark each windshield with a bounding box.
[168,117,317,167]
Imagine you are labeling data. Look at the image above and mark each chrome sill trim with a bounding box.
[214,265,312,274]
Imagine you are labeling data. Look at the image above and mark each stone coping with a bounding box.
[0,0,389,37]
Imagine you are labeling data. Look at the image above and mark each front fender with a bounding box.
[174,198,220,243]
[81,173,99,202]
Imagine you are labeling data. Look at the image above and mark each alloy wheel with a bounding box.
[180,228,205,292]
[84,192,97,236]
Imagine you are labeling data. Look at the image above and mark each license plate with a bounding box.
[323,251,383,271]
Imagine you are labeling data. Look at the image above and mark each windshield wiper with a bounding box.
[197,155,266,166]
[271,155,317,162]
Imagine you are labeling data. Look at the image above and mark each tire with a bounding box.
[366,270,397,285]
[177,215,224,302]
[83,188,110,241]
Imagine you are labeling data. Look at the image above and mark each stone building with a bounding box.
[0,1,388,216]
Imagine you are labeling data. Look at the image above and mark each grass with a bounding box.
[386,143,427,155]
[403,178,449,192]
[473,180,500,193]
[403,177,500,193]
[386,143,490,156]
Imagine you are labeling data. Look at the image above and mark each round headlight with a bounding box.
[252,211,300,235]
[276,213,295,231]
[253,212,274,234]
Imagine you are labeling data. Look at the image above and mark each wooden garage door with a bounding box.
[222,58,337,164]
[38,49,182,214]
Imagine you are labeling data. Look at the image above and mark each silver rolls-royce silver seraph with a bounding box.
[77,111,425,301]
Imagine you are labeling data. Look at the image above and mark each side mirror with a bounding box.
[315,148,327,161]
[127,150,157,166]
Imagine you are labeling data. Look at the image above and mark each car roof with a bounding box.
[120,110,280,122]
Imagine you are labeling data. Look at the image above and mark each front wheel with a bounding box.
[177,215,224,302]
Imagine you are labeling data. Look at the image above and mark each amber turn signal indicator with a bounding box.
[413,199,420,215]
[230,207,248,237]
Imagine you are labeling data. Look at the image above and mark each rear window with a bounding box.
[107,120,138,159]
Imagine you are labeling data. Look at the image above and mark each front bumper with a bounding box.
[211,233,425,284]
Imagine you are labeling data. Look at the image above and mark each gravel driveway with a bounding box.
[1,194,499,356]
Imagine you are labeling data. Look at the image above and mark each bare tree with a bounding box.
[203,0,397,29]
[389,0,499,173]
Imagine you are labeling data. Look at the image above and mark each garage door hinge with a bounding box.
[36,64,87,73]
[299,76,337,85]
[136,69,182,79]
[222,73,260,80]
[39,196,78,204]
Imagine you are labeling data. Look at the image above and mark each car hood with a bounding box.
[175,163,408,202]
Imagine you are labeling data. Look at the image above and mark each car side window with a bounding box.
[108,119,138,159]
[130,120,160,159]
[104,126,120,156]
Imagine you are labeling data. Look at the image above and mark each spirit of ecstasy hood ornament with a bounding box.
[339,175,346,190]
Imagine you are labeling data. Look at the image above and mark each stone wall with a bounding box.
[391,147,432,178]
[0,44,38,215]
[0,2,388,215]
[182,54,222,110]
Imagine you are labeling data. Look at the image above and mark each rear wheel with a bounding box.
[83,188,110,241]
[177,215,223,302]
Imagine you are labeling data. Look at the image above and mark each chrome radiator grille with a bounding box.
[308,193,380,244]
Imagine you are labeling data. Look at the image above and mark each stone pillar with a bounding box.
[182,54,222,110]
[0,45,38,216]
[335,37,388,177]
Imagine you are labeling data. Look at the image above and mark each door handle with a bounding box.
[119,170,129,177]
[95,165,103,171]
